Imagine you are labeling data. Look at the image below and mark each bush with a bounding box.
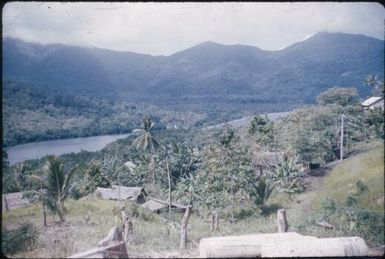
[321,198,384,247]
[125,201,155,222]
[2,222,39,255]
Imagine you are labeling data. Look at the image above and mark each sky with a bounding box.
[2,2,385,56]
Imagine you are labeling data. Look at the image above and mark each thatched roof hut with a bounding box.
[253,151,285,166]
[141,200,168,214]
[253,151,286,175]
[95,186,147,204]
[141,198,191,214]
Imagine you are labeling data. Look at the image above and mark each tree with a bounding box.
[220,126,235,148]
[316,87,359,106]
[197,141,255,218]
[2,150,19,193]
[84,164,111,195]
[365,75,384,97]
[248,115,274,147]
[364,109,384,139]
[276,106,341,167]
[132,116,161,191]
[43,156,77,222]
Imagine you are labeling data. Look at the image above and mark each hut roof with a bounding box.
[361,96,383,107]
[253,151,285,166]
[141,197,192,213]
[141,200,168,212]
[95,186,146,201]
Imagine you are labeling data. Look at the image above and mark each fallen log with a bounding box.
[199,232,317,258]
[69,225,128,258]
[68,241,127,258]
[316,220,334,229]
[261,236,368,257]
[97,226,122,247]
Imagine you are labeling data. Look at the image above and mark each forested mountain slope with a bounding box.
[3,32,383,102]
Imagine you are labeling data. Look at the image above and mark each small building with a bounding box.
[2,192,30,211]
[141,198,189,214]
[361,96,384,110]
[95,186,147,204]
[141,199,169,214]
[253,151,286,175]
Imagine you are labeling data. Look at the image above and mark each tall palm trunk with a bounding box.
[57,200,65,222]
[150,154,156,191]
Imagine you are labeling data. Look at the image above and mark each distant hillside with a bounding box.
[3,32,384,102]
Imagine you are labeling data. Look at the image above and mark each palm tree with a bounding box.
[44,156,77,222]
[132,116,161,191]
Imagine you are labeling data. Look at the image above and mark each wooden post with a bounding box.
[277,209,288,233]
[43,206,47,227]
[211,212,215,232]
[3,194,9,212]
[340,114,345,161]
[166,152,172,221]
[214,213,219,231]
[180,206,191,249]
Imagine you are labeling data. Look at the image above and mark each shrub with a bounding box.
[355,180,369,194]
[125,201,155,222]
[2,222,39,255]
[346,195,357,207]
[321,198,384,247]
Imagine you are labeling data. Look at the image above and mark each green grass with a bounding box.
[282,140,384,247]
[2,196,279,257]
[311,141,384,213]
[2,140,384,257]
[2,197,121,258]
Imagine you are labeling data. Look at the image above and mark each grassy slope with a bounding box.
[282,140,384,247]
[2,140,384,257]
[312,141,384,214]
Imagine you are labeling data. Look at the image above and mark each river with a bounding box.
[5,133,130,165]
[5,111,290,165]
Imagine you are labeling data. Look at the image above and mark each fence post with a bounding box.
[214,212,219,231]
[277,209,288,233]
[180,206,191,249]
[43,206,47,227]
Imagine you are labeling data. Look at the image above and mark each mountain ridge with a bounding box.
[4,31,382,55]
[3,32,384,102]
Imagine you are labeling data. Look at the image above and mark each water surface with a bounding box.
[6,133,130,165]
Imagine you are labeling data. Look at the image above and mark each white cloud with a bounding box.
[2,2,384,55]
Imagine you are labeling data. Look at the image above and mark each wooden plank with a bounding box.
[68,241,125,258]
[261,236,368,257]
[199,232,317,258]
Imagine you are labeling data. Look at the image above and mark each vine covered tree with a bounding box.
[316,87,359,106]
[365,75,384,96]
